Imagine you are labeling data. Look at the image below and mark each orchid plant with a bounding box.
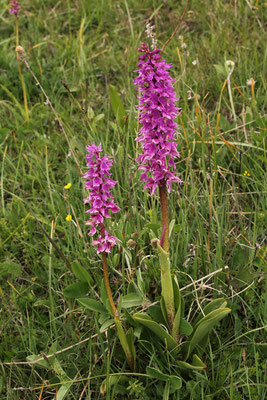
[131,42,231,371]
[63,39,230,382]
[81,143,136,371]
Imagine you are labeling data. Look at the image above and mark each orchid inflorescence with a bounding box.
[134,43,182,195]
[9,0,20,15]
[83,143,120,254]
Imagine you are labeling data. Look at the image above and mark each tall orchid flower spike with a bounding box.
[83,143,135,371]
[134,43,182,252]
[134,43,182,329]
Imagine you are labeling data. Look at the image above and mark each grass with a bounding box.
[0,0,266,398]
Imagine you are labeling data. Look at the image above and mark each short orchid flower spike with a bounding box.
[83,143,120,254]
[9,0,21,15]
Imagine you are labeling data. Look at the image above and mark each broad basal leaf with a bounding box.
[63,282,89,298]
[78,298,107,314]
[133,312,177,350]
[186,308,231,359]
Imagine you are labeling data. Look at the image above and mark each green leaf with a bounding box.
[109,85,126,128]
[157,242,175,327]
[124,309,138,327]
[78,298,107,314]
[146,367,182,392]
[26,354,50,368]
[163,381,170,400]
[169,375,182,391]
[146,367,170,381]
[148,305,166,325]
[160,297,168,326]
[171,278,182,340]
[179,318,193,336]
[192,354,207,369]
[51,358,72,400]
[176,354,206,371]
[186,308,231,359]
[100,318,114,333]
[144,222,161,236]
[121,293,144,308]
[63,282,89,298]
[71,261,93,284]
[126,327,136,370]
[136,268,146,295]
[133,312,177,350]
[98,312,110,325]
[56,384,72,400]
[193,298,228,326]
[169,219,176,237]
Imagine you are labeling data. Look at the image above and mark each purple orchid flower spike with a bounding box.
[9,0,21,15]
[134,43,182,195]
[83,143,120,254]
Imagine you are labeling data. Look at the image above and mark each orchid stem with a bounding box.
[159,182,169,253]
[102,252,135,371]
[102,252,117,317]
[158,181,175,329]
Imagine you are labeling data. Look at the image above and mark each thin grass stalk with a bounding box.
[15,16,29,121]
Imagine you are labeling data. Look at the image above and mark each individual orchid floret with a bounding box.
[134,43,182,194]
[83,143,120,253]
[9,0,21,15]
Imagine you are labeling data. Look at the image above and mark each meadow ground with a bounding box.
[0,0,266,399]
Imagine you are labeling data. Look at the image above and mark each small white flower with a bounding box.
[181,42,187,49]
[187,90,192,100]
[247,77,255,86]
[178,35,183,41]
[184,51,190,57]
[192,59,198,66]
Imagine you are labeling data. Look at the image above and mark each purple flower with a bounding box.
[134,43,182,194]
[83,143,120,253]
[9,0,20,15]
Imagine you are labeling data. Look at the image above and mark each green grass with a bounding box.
[0,0,266,398]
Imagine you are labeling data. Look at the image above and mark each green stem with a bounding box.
[159,182,169,252]
[158,181,175,329]
[16,17,29,122]
[102,251,135,371]
[157,242,175,330]
[102,252,117,317]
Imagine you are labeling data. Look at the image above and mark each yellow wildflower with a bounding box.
[244,171,250,176]
[66,214,72,221]
[64,183,72,189]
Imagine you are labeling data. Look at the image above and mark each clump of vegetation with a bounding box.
[1,0,266,399]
